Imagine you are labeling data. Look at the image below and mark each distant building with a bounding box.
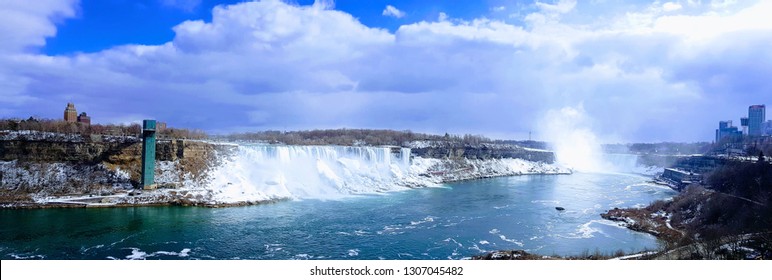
[63,103,92,125]
[662,168,702,191]
[157,122,167,132]
[740,117,749,135]
[764,120,772,136]
[715,120,741,142]
[77,112,91,125]
[748,104,765,136]
[64,103,77,122]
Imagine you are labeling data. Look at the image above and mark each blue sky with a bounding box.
[1,0,770,142]
[43,0,532,55]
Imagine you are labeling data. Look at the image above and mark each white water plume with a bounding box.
[539,105,639,173]
[206,145,414,202]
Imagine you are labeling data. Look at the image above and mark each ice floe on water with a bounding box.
[487,229,524,246]
[558,219,628,240]
[7,251,46,260]
[497,234,524,247]
[113,248,193,260]
[410,216,435,226]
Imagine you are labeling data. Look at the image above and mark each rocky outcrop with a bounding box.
[409,142,555,163]
[412,157,569,184]
[1,132,234,207]
[601,207,684,243]
[473,250,546,260]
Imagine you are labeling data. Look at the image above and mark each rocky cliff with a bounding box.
[0,131,233,206]
[1,131,561,208]
[408,142,555,163]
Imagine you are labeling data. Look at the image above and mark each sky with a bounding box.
[0,0,770,143]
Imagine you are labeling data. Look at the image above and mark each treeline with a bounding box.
[223,129,493,146]
[495,140,549,150]
[157,128,208,140]
[646,156,772,258]
[603,142,713,155]
[693,156,771,237]
[713,136,772,158]
[0,118,207,140]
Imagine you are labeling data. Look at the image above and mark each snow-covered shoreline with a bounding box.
[1,143,571,208]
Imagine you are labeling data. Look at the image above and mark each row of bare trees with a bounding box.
[643,157,772,259]
[222,129,492,146]
[1,118,207,140]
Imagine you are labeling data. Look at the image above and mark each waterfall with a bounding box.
[206,144,413,202]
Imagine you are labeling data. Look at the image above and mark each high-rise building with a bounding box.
[716,120,741,142]
[748,104,765,136]
[64,103,77,122]
[740,117,749,135]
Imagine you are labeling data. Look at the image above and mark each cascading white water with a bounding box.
[206,144,413,202]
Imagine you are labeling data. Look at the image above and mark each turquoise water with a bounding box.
[0,173,675,260]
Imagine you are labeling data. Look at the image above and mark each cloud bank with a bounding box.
[0,0,770,142]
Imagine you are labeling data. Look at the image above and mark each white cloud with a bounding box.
[1,0,771,141]
[662,2,682,12]
[0,0,78,53]
[438,12,448,22]
[491,6,506,12]
[711,0,738,9]
[535,0,577,14]
[651,1,772,43]
[382,5,405,18]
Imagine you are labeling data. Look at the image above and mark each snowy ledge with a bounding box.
[2,155,570,209]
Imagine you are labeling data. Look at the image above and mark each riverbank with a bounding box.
[597,183,772,259]
[2,158,570,208]
[1,135,569,208]
[600,207,685,244]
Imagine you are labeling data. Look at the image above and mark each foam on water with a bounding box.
[118,247,193,260]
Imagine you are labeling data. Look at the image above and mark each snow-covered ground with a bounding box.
[2,143,570,207]
[0,161,132,193]
[181,145,570,204]
[0,130,138,143]
[1,130,86,142]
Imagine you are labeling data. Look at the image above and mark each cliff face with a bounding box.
[1,132,559,207]
[409,143,555,163]
[0,132,233,205]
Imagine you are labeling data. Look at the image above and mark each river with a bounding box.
[0,172,675,260]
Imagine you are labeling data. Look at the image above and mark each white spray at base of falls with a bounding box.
[539,105,642,173]
[206,145,416,202]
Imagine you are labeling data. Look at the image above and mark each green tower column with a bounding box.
[141,119,157,190]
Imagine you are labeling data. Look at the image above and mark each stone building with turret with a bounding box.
[64,103,77,122]
[63,103,92,125]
